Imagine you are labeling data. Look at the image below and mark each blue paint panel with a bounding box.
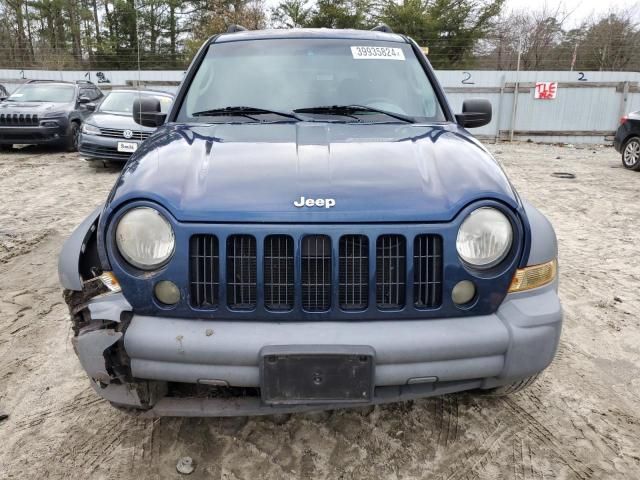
[99,122,519,225]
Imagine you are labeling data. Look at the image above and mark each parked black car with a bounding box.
[0,80,103,151]
[614,111,640,170]
[0,84,8,100]
[79,89,173,162]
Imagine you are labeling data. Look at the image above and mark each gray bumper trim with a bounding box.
[75,283,561,415]
[122,283,561,388]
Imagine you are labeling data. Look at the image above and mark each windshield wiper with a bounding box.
[192,106,303,121]
[294,105,415,123]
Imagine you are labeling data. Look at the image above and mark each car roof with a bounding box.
[107,89,174,97]
[23,81,78,86]
[213,28,407,44]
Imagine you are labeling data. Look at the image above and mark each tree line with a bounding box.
[0,0,638,72]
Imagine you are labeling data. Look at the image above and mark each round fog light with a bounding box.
[452,280,476,305]
[155,280,180,305]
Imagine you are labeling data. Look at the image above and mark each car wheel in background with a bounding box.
[65,122,81,152]
[479,374,540,396]
[622,137,640,171]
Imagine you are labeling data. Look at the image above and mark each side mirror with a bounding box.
[456,99,492,128]
[85,103,96,112]
[133,97,166,128]
[78,95,91,104]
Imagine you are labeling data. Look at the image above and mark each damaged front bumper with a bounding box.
[66,281,562,417]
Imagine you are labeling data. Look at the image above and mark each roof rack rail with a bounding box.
[227,24,247,33]
[371,24,393,33]
[25,79,58,83]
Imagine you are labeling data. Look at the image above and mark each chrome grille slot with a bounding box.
[376,235,406,309]
[301,235,331,312]
[339,235,369,310]
[189,235,219,309]
[414,235,443,308]
[227,235,257,310]
[264,235,294,311]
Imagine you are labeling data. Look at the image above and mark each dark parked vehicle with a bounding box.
[0,80,103,151]
[59,26,561,416]
[79,89,174,162]
[0,84,8,100]
[614,112,640,170]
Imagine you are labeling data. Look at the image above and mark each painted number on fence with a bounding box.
[534,82,558,99]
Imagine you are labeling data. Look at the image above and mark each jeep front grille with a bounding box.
[339,235,369,311]
[189,235,219,308]
[0,113,39,126]
[227,235,257,310]
[376,235,406,309]
[264,235,294,311]
[301,235,331,312]
[414,235,443,308]
[188,231,443,313]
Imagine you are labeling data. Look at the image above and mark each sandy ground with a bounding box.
[1,142,639,479]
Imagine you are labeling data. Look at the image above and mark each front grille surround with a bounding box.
[111,201,523,321]
[188,231,446,315]
[98,127,151,140]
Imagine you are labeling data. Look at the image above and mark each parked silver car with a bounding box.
[79,89,173,162]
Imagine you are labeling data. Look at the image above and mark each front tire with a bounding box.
[622,137,640,170]
[65,122,81,152]
[480,374,540,396]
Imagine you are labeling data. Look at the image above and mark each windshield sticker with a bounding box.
[351,46,405,60]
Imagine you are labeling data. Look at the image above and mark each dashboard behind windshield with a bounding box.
[99,91,172,114]
[178,38,446,123]
[9,84,75,103]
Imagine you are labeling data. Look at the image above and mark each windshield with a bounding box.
[99,91,172,114]
[178,38,445,123]
[8,84,75,103]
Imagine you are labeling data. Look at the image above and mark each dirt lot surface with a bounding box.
[1,142,640,479]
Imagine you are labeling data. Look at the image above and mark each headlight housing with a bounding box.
[82,123,100,135]
[115,207,175,270]
[456,207,513,269]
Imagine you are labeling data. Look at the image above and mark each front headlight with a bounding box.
[43,111,66,118]
[456,207,513,269]
[115,207,175,270]
[82,123,100,135]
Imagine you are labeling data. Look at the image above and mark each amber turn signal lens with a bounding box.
[508,259,557,293]
[99,271,121,293]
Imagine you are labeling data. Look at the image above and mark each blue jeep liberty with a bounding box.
[59,26,562,416]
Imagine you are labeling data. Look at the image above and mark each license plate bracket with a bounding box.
[260,345,375,405]
[117,141,138,153]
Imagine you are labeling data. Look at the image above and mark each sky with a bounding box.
[486,0,637,28]
[264,0,638,28]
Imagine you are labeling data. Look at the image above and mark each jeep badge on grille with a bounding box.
[293,196,336,208]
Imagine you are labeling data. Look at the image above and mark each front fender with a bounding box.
[522,200,558,266]
[58,204,104,291]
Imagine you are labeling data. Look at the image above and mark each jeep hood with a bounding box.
[107,123,519,223]
[0,101,67,112]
